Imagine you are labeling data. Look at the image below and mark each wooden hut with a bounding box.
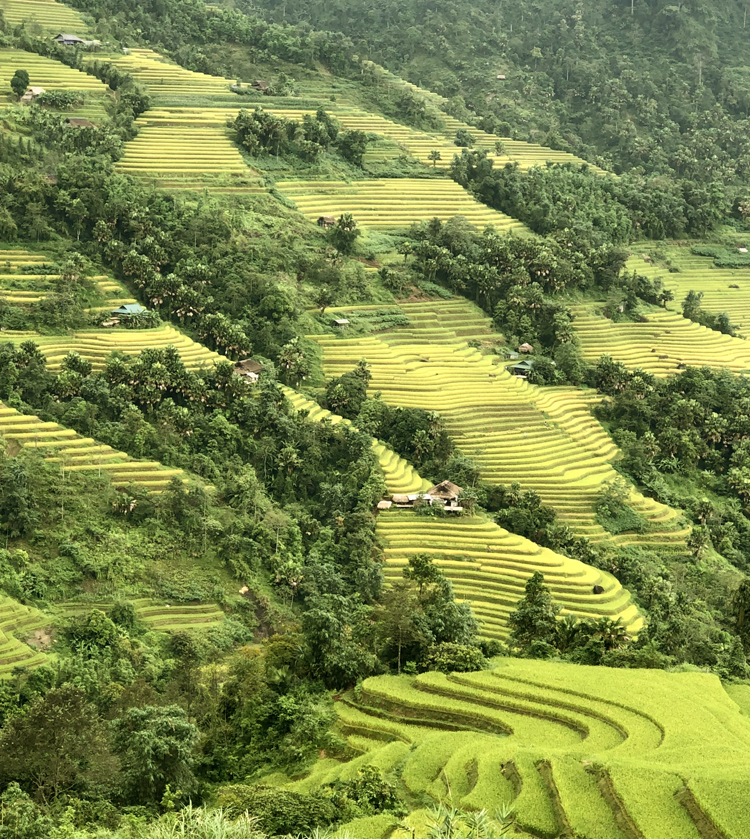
[234,358,263,382]
[317,215,336,229]
[518,342,534,354]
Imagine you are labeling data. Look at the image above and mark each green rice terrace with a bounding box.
[284,389,643,640]
[55,598,226,633]
[277,658,750,839]
[0,247,135,309]
[2,323,223,371]
[0,47,110,121]
[311,298,689,549]
[0,0,87,32]
[0,595,48,675]
[571,303,750,375]
[276,178,526,232]
[0,402,193,491]
[630,248,750,334]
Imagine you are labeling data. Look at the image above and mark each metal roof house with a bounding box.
[510,359,535,377]
[111,303,146,316]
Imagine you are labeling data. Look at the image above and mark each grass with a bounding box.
[281,658,750,838]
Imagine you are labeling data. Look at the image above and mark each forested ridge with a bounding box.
[1,0,750,836]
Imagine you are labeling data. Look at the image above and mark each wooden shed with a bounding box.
[427,480,463,503]
[317,215,336,228]
[518,342,534,354]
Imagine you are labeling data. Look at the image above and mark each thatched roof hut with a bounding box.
[518,342,534,354]
[427,480,462,502]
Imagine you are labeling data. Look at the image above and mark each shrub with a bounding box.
[216,786,340,834]
[424,642,487,673]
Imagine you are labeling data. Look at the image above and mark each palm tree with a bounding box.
[428,149,442,167]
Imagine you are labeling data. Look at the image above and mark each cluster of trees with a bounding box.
[451,153,727,241]
[233,107,369,166]
[245,0,750,194]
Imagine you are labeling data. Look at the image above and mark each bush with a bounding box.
[217,786,340,835]
[424,642,487,673]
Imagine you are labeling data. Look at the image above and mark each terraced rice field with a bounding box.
[57,598,225,632]
[0,0,86,31]
[2,324,222,371]
[378,514,641,640]
[572,302,750,375]
[630,249,750,333]
[283,388,641,639]
[312,298,688,548]
[0,48,109,120]
[102,48,236,99]
[289,659,750,839]
[0,248,135,309]
[0,595,48,676]
[0,402,192,491]
[276,179,526,232]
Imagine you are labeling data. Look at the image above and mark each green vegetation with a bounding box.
[2,0,750,837]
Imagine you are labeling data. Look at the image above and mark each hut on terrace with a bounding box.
[112,303,146,317]
[518,342,534,354]
[426,480,462,503]
[234,358,263,382]
[251,80,269,92]
[20,87,45,104]
[65,117,95,128]
[317,215,336,229]
[510,359,534,378]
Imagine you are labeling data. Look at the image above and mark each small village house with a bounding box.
[518,342,534,354]
[510,359,534,378]
[112,303,146,317]
[233,358,263,383]
[65,117,95,128]
[317,215,336,229]
[20,87,45,104]
[53,33,101,47]
[333,318,350,329]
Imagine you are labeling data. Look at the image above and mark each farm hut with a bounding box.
[53,34,100,47]
[53,33,86,45]
[333,318,350,329]
[376,500,392,510]
[317,215,336,228]
[391,494,412,507]
[518,342,534,354]
[112,303,146,317]
[234,358,263,382]
[65,117,95,128]
[510,359,534,378]
[251,80,269,91]
[507,352,519,360]
[20,87,46,103]
[427,481,463,506]
[496,74,507,80]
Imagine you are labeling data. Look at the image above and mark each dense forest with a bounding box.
[1,0,750,835]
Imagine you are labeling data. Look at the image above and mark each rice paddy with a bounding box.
[630,248,750,334]
[0,248,135,309]
[276,179,526,232]
[0,595,49,675]
[56,598,226,633]
[281,658,750,839]
[312,298,688,548]
[2,323,223,371]
[571,302,750,374]
[283,389,642,639]
[0,47,109,120]
[0,0,87,32]
[0,402,192,492]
